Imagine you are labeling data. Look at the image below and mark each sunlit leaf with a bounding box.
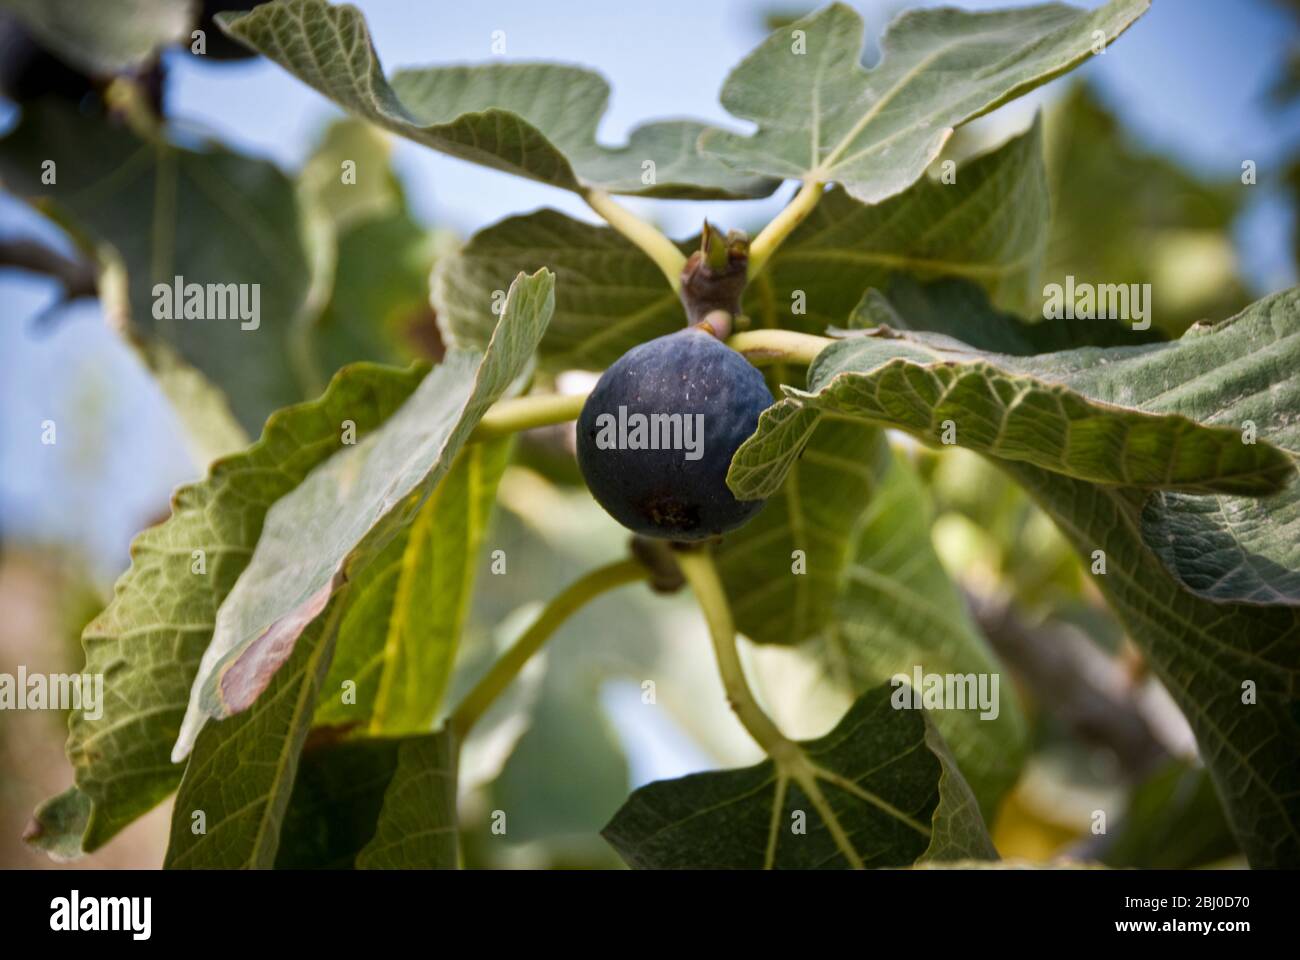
[703,0,1148,203]
[315,438,511,734]
[220,0,775,199]
[25,362,426,856]
[437,121,1050,370]
[173,270,554,759]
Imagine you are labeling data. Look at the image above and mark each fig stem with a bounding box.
[748,179,825,279]
[448,558,647,740]
[583,188,687,291]
[726,329,834,367]
[469,391,587,442]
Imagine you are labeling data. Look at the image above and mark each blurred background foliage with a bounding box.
[2,0,1297,869]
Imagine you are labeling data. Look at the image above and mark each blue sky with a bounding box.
[2,0,1299,577]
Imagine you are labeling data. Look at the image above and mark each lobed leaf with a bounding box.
[0,99,313,435]
[737,281,1300,865]
[729,313,1296,502]
[602,683,995,868]
[702,0,1149,204]
[749,117,1051,330]
[315,438,511,734]
[716,417,1026,815]
[172,269,555,760]
[25,362,427,856]
[1129,291,1300,605]
[219,0,775,200]
[821,444,1028,819]
[1004,464,1300,867]
[436,121,1050,370]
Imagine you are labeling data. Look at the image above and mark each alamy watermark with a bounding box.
[0,666,103,720]
[592,406,705,461]
[890,665,1000,720]
[1043,275,1152,331]
[152,275,261,330]
[50,891,151,940]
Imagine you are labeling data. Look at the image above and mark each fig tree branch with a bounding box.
[0,238,97,302]
[968,591,1174,778]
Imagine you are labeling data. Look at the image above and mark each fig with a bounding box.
[577,327,772,540]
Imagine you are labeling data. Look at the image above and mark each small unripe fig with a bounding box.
[577,327,773,541]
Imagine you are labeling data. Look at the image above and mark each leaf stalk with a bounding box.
[673,547,793,758]
[447,558,646,740]
[583,189,687,292]
[726,329,834,367]
[674,545,865,869]
[747,179,825,279]
[469,391,588,442]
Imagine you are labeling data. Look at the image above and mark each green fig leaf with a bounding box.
[173,270,554,759]
[602,683,995,868]
[703,0,1148,203]
[25,362,426,857]
[436,121,1050,371]
[218,0,775,199]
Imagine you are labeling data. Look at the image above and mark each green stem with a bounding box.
[448,559,646,740]
[676,546,866,869]
[104,76,162,140]
[584,189,686,291]
[674,547,795,759]
[469,391,588,442]
[747,179,825,279]
[727,329,835,368]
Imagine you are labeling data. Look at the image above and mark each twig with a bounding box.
[967,591,1172,779]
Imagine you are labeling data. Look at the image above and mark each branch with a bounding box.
[967,591,1173,779]
[0,238,97,302]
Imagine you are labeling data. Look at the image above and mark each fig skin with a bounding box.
[577,327,773,541]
